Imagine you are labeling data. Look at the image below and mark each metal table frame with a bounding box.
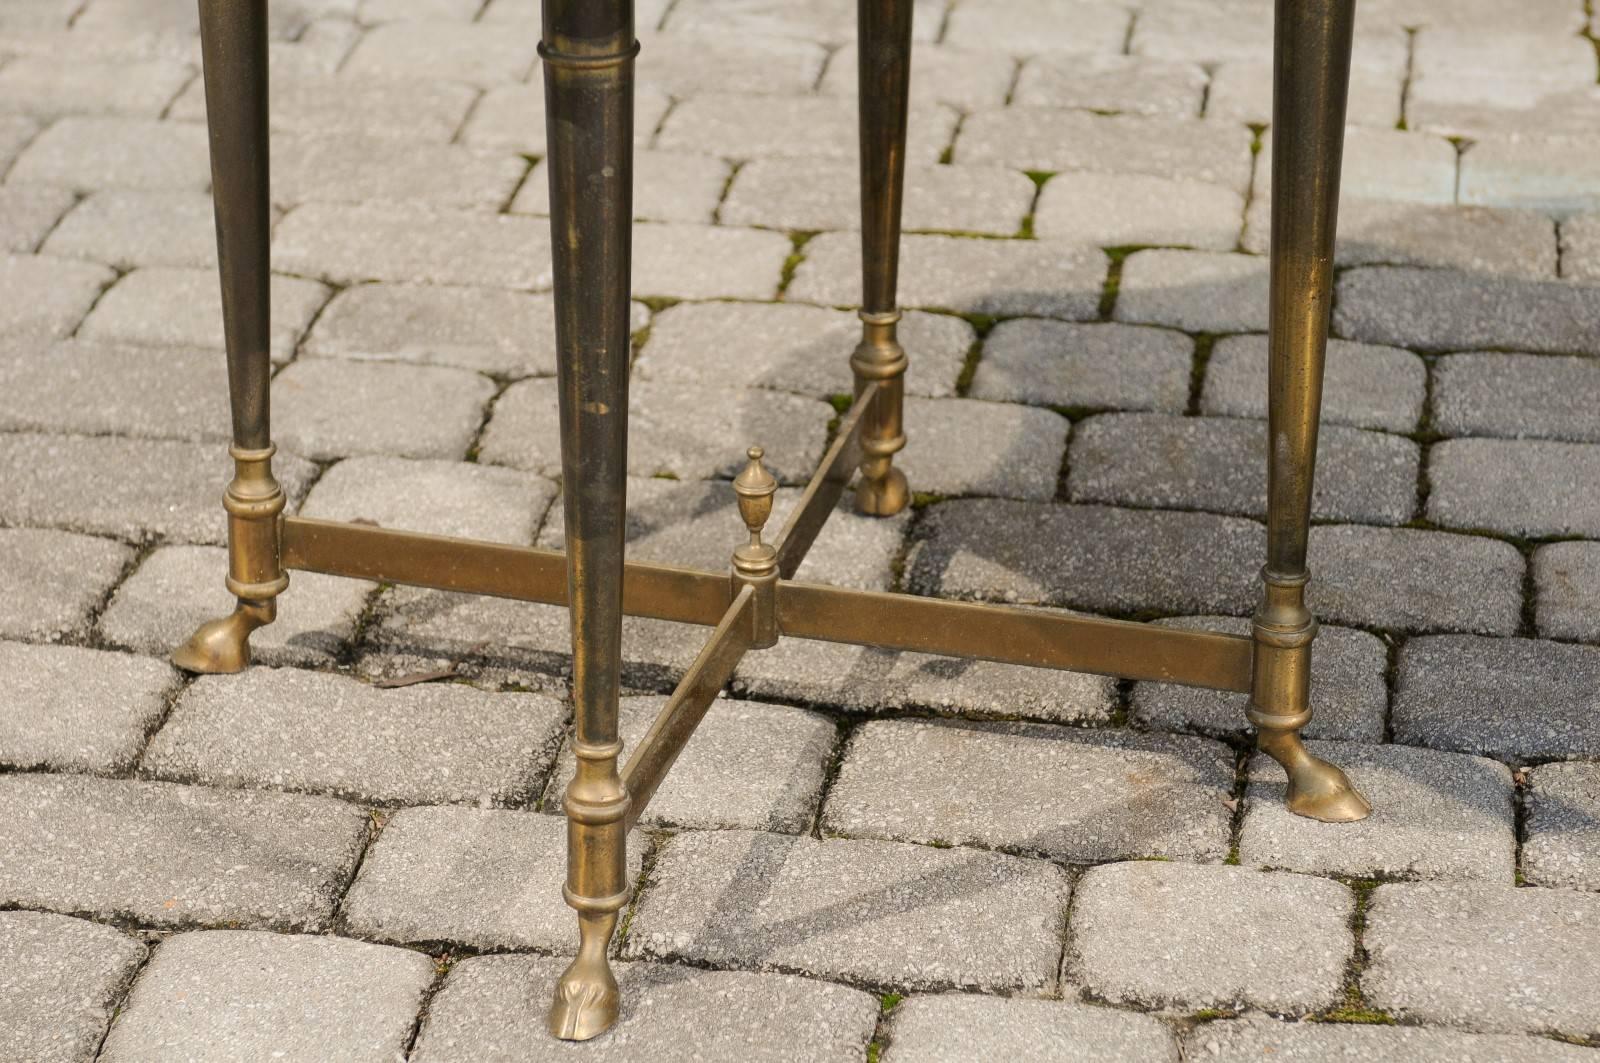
[177,0,1369,1041]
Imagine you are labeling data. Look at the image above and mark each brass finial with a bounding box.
[733,446,777,549]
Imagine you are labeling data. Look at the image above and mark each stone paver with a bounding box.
[547,695,836,833]
[635,301,973,398]
[144,668,564,806]
[301,456,555,543]
[882,995,1179,1063]
[943,0,1128,55]
[1131,617,1388,743]
[626,831,1070,991]
[1460,133,1600,214]
[1336,267,1600,355]
[0,526,132,641]
[0,339,228,442]
[0,641,176,773]
[98,543,374,668]
[341,806,642,954]
[0,185,77,252]
[1365,882,1600,1037]
[1240,741,1516,882]
[1428,438,1600,538]
[635,31,826,98]
[1208,60,1402,127]
[897,397,1068,501]
[1113,250,1269,333]
[270,132,527,213]
[1394,636,1600,760]
[1011,53,1206,117]
[0,432,316,544]
[1534,541,1600,642]
[1184,1016,1598,1063]
[1035,172,1244,251]
[662,0,942,43]
[42,189,217,270]
[7,116,208,191]
[0,253,114,339]
[633,221,793,301]
[822,720,1234,863]
[1069,861,1353,1014]
[1524,762,1600,892]
[459,82,670,157]
[340,20,535,87]
[970,319,1193,412]
[657,95,955,165]
[413,956,879,1063]
[515,151,728,226]
[1201,334,1426,433]
[1067,413,1419,525]
[169,69,476,142]
[1560,212,1600,283]
[908,500,1263,617]
[1306,525,1525,636]
[789,231,1105,320]
[820,42,1014,111]
[1433,352,1600,443]
[0,773,367,930]
[1132,3,1407,69]
[1256,127,1458,205]
[273,358,495,461]
[0,911,146,1063]
[98,931,435,1063]
[78,267,328,360]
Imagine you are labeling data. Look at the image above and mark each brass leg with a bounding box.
[1249,0,1369,823]
[173,0,286,674]
[851,0,914,517]
[542,0,636,1041]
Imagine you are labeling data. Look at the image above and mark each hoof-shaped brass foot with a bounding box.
[548,914,620,1041]
[1285,755,1372,822]
[855,465,908,517]
[171,600,272,674]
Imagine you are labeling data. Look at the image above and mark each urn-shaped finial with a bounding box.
[733,446,776,546]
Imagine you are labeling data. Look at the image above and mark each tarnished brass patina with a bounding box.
[179,0,1370,1042]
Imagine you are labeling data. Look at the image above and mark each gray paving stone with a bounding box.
[733,634,1119,725]
[969,319,1193,413]
[1559,212,1600,283]
[1035,172,1244,251]
[1306,524,1525,636]
[341,806,643,953]
[99,543,374,667]
[0,641,176,773]
[98,930,434,1063]
[481,377,829,484]
[1201,334,1426,434]
[0,339,227,442]
[1256,127,1458,205]
[1130,616,1389,743]
[0,54,192,119]
[0,253,113,339]
[820,42,1014,111]
[271,132,527,212]
[8,116,209,192]
[1394,636,1600,760]
[822,719,1234,863]
[358,0,480,23]
[1428,438,1600,538]
[169,70,476,142]
[0,433,316,545]
[1434,352,1600,443]
[273,358,494,461]
[1184,1015,1597,1063]
[633,222,792,301]
[0,911,146,1063]
[0,773,367,930]
[943,0,1129,55]
[907,499,1263,616]
[1207,59,1403,127]
[1525,761,1600,892]
[897,397,1068,501]
[1011,53,1207,117]
[272,202,553,289]
[1069,861,1353,1013]
[78,267,328,361]
[42,189,217,270]
[73,0,354,36]
[548,695,836,833]
[513,151,728,225]
[661,0,943,46]
[1534,541,1600,642]
[1411,88,1600,141]
[1113,250,1269,333]
[413,955,879,1063]
[658,95,955,165]
[1069,413,1418,525]
[0,526,132,641]
[1460,133,1600,214]
[0,112,40,167]
[1410,28,1594,104]
[1335,267,1600,355]
[1365,882,1600,1037]
[956,110,1255,194]
[790,232,1105,320]
[626,830,1070,991]
[882,994,1178,1063]
[146,667,564,806]
[1132,1,1408,70]
[1241,741,1516,882]
[301,456,554,544]
[636,301,973,398]
[634,30,826,98]
[458,81,670,157]
[339,20,535,87]
[722,159,1034,237]
[0,0,77,31]
[0,184,75,252]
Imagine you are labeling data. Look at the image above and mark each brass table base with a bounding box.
[182,0,1368,1042]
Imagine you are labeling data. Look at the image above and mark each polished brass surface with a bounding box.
[1253,0,1370,822]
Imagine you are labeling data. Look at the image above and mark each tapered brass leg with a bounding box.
[541,0,636,1041]
[852,0,914,517]
[1250,0,1369,822]
[174,0,285,675]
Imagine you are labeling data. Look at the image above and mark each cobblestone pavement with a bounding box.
[3,0,1600,1059]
